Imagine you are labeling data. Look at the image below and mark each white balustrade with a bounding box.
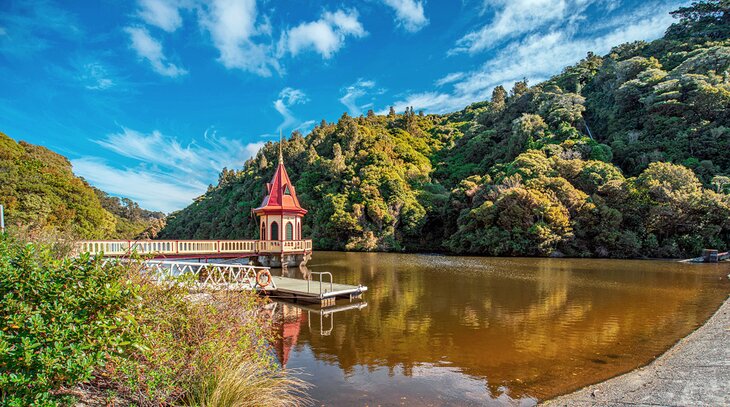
[75,239,313,257]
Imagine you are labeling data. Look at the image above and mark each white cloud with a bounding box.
[75,127,265,212]
[390,2,678,113]
[77,62,114,90]
[281,10,366,58]
[453,0,590,55]
[137,0,183,32]
[72,157,201,212]
[435,72,465,87]
[124,26,187,77]
[382,0,429,32]
[198,0,279,76]
[339,79,376,116]
[274,87,309,133]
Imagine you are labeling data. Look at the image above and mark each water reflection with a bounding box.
[268,252,729,405]
[272,300,370,367]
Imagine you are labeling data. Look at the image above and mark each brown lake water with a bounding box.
[269,252,730,406]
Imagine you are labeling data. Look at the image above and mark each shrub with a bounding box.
[0,235,139,406]
[102,268,305,406]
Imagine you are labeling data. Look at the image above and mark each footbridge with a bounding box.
[75,239,313,260]
[139,259,367,306]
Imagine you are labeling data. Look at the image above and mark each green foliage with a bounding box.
[0,133,163,239]
[0,234,305,406]
[161,2,730,258]
[105,278,280,405]
[0,235,139,406]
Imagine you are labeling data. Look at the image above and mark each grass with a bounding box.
[189,360,311,407]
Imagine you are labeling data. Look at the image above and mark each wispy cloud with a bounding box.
[198,0,279,76]
[279,9,366,59]
[435,72,465,87]
[382,0,429,32]
[137,0,184,32]
[72,157,201,212]
[390,1,679,113]
[73,127,265,212]
[76,62,115,90]
[274,87,310,133]
[340,79,377,116]
[452,0,585,55]
[0,1,81,57]
[124,26,188,77]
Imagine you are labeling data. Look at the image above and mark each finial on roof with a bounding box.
[279,130,284,164]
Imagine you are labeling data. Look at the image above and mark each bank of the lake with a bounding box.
[544,292,730,406]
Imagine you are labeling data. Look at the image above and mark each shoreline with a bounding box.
[309,249,729,262]
[542,293,730,406]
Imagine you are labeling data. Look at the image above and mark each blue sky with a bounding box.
[0,0,687,212]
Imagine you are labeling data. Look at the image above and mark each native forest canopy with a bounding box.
[161,2,730,258]
[1,2,729,258]
[0,133,165,239]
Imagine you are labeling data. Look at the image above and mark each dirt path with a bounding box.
[543,295,730,406]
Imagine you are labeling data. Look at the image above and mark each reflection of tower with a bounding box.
[274,304,306,367]
[298,263,311,280]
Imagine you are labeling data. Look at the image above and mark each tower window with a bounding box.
[286,222,293,240]
[271,221,279,240]
[284,184,291,195]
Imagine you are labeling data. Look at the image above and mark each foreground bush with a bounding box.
[0,233,309,406]
[0,235,139,406]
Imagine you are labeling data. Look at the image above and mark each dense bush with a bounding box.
[0,234,307,406]
[160,2,730,258]
[0,234,139,406]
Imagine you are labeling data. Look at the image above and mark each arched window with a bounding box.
[260,222,266,240]
[270,221,279,240]
[286,222,293,240]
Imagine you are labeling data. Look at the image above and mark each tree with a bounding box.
[491,85,507,111]
[712,175,730,193]
[666,0,730,39]
[510,79,529,99]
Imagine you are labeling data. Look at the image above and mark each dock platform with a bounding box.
[271,273,368,306]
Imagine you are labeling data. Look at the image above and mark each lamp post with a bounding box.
[0,204,4,233]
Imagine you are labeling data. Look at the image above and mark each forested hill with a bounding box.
[161,1,730,258]
[0,133,165,239]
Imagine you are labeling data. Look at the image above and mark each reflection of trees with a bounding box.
[294,252,727,400]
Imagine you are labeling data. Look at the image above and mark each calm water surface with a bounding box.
[269,252,730,406]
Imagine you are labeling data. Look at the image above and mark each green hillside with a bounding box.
[158,2,728,257]
[0,133,164,239]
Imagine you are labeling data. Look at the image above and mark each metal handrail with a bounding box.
[138,260,276,290]
[307,271,333,295]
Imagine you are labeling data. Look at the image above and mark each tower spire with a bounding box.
[279,130,283,164]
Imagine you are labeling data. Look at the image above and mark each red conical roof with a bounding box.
[253,160,307,215]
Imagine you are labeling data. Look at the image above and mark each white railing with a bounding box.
[257,240,313,253]
[74,239,313,257]
[140,260,276,291]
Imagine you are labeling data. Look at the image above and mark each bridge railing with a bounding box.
[140,260,275,291]
[75,239,313,257]
[257,240,313,253]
